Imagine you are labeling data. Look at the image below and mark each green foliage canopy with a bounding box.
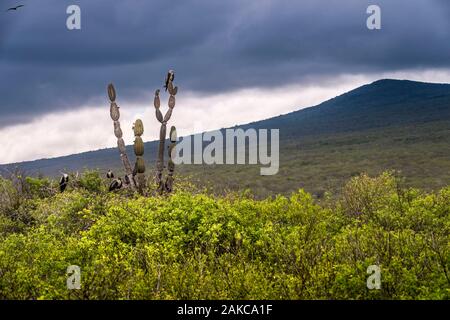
[0,172,448,299]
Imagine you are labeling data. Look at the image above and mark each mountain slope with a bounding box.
[243,79,450,137]
[1,79,449,196]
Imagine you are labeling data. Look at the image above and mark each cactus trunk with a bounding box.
[107,83,136,190]
[133,119,146,194]
[165,126,177,193]
[153,73,178,194]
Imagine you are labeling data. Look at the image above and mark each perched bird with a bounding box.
[106,170,114,179]
[164,70,175,91]
[109,177,123,192]
[6,4,24,11]
[59,174,69,193]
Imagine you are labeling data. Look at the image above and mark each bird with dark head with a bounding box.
[59,173,69,193]
[164,70,175,91]
[6,4,24,11]
[109,177,123,192]
[106,170,114,179]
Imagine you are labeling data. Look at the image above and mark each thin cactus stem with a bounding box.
[107,83,136,190]
[133,119,146,194]
[153,71,178,194]
[156,123,167,193]
[165,126,177,193]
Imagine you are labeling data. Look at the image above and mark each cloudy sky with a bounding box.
[1,0,450,164]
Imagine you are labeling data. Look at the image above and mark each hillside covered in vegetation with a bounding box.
[0,171,448,299]
[2,80,449,198]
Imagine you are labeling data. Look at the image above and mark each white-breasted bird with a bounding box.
[164,70,175,91]
[106,170,114,179]
[109,177,123,192]
[59,173,69,192]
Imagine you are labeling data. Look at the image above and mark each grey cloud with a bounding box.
[1,0,450,127]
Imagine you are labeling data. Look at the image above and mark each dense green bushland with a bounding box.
[0,171,448,299]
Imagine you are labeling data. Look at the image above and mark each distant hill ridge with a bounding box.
[1,79,449,177]
[244,79,450,137]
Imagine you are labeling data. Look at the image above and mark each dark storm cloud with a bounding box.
[1,0,449,126]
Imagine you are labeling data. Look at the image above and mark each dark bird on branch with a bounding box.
[59,174,69,193]
[6,4,24,11]
[106,169,114,179]
[164,70,175,92]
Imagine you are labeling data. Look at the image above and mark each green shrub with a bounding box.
[0,172,448,299]
[25,176,54,198]
[78,170,104,193]
[0,177,19,215]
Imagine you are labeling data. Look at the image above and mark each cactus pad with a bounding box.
[114,121,123,138]
[110,103,120,121]
[107,84,116,101]
[117,138,126,153]
[133,119,144,136]
[134,137,144,156]
[136,156,146,174]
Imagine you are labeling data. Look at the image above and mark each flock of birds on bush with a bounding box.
[58,170,122,193]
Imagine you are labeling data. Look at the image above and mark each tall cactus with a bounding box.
[107,83,136,190]
[153,70,178,194]
[133,119,146,194]
[107,71,179,195]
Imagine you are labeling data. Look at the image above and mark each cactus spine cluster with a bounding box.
[108,84,137,190]
[133,119,146,194]
[153,74,178,194]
